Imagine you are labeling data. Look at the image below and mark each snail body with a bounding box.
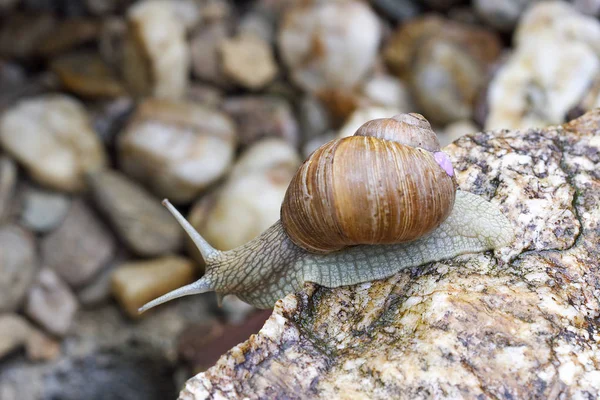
[139,114,514,311]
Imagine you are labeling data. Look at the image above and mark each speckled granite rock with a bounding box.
[180,110,600,399]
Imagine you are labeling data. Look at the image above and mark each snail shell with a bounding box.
[282,113,456,253]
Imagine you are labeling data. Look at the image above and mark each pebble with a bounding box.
[474,0,533,32]
[36,18,100,57]
[87,169,182,256]
[486,2,600,129]
[0,225,38,313]
[337,106,404,139]
[220,34,277,90]
[25,268,78,337]
[0,94,106,192]
[111,256,196,318]
[439,119,479,147]
[0,13,56,59]
[384,16,501,125]
[360,74,414,111]
[20,186,70,233]
[123,0,190,99]
[187,139,300,256]
[41,200,115,288]
[25,330,61,361]
[50,52,125,98]
[0,314,32,360]
[118,98,236,203]
[370,0,422,22]
[298,95,331,143]
[223,96,298,147]
[0,156,17,223]
[190,23,231,87]
[90,96,135,144]
[278,1,381,94]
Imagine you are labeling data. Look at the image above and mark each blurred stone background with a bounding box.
[0,0,599,398]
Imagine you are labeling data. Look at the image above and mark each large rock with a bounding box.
[179,110,600,399]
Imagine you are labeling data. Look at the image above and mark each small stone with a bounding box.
[360,74,414,111]
[474,0,533,32]
[337,106,403,139]
[90,96,135,144]
[0,225,38,313]
[223,96,298,147]
[220,34,277,90]
[187,139,300,255]
[50,52,126,98]
[0,13,56,59]
[298,95,331,143]
[123,0,190,99]
[302,132,336,159]
[88,169,182,256]
[20,186,70,233]
[278,1,381,94]
[186,84,223,108]
[36,18,100,57]
[370,0,421,22]
[221,296,257,325]
[111,256,196,318]
[25,330,60,361]
[0,94,106,192]
[439,119,479,147]
[77,248,129,307]
[190,23,230,87]
[25,268,78,337]
[239,10,275,44]
[0,314,32,360]
[41,200,115,288]
[118,98,236,203]
[0,156,17,223]
[486,2,600,129]
[384,16,502,125]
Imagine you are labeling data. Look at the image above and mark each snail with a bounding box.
[139,113,514,311]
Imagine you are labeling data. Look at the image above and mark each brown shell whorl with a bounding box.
[354,113,440,152]
[281,114,456,254]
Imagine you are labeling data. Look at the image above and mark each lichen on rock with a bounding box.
[180,110,600,400]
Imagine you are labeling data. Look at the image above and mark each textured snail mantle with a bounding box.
[139,114,514,311]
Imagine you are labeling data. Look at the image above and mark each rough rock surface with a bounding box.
[180,110,600,399]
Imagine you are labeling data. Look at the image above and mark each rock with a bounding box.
[238,9,276,44]
[486,2,600,130]
[20,186,70,233]
[178,309,271,373]
[0,314,32,360]
[178,110,600,399]
[186,84,223,108]
[90,96,134,144]
[77,263,117,307]
[0,94,106,192]
[50,52,126,98]
[360,74,414,111]
[473,0,534,32]
[298,95,331,143]
[370,0,421,22]
[118,98,236,203]
[41,200,115,288]
[438,119,479,147]
[337,106,403,138]
[223,96,298,147]
[25,330,60,361]
[36,18,100,57]
[0,156,17,223]
[190,23,231,88]
[220,296,258,325]
[111,256,196,318]
[0,225,38,313]
[187,139,300,257]
[123,0,190,99]
[0,13,56,59]
[422,0,466,10]
[384,16,502,125]
[88,169,182,256]
[220,34,278,90]
[25,268,78,337]
[301,132,336,159]
[574,0,600,16]
[278,1,381,94]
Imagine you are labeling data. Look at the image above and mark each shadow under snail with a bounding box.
[139,113,514,311]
